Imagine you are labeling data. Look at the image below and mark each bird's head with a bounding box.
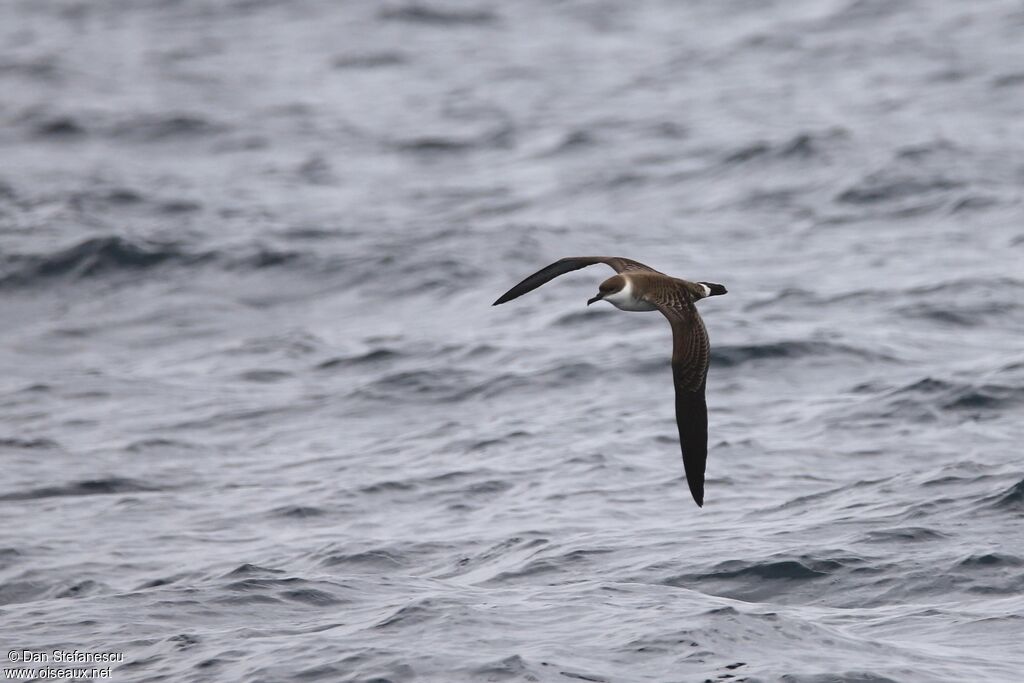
[698,282,727,297]
[588,275,625,306]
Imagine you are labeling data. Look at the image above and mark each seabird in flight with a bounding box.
[493,257,726,507]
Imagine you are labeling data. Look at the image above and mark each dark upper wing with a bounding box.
[492,256,659,305]
[647,286,711,507]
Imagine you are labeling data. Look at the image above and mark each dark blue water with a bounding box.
[1,1,1022,681]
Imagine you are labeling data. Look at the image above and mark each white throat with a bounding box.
[603,278,657,312]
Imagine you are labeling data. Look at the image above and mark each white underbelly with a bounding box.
[603,280,657,311]
[609,298,657,312]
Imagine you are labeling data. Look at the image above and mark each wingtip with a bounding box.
[493,291,518,306]
[688,482,705,507]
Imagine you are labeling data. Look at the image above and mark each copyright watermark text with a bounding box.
[5,650,122,680]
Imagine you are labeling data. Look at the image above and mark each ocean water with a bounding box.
[1,0,1023,681]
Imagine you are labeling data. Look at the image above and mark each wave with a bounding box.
[0,236,196,286]
[0,580,49,607]
[33,115,85,138]
[378,4,499,26]
[885,377,1024,416]
[19,108,229,142]
[0,437,60,449]
[658,553,883,603]
[683,557,843,582]
[468,655,542,682]
[746,277,1024,318]
[551,309,616,327]
[901,276,1024,296]
[354,359,601,404]
[837,174,963,204]
[984,477,1024,512]
[57,185,203,215]
[374,598,441,630]
[222,563,285,578]
[320,549,407,571]
[900,301,1021,327]
[779,674,900,683]
[356,468,513,509]
[0,548,21,572]
[0,55,61,82]
[353,368,496,404]
[991,68,1024,88]
[235,369,292,383]
[0,235,316,289]
[957,553,1022,568]
[821,0,915,27]
[110,112,229,141]
[0,578,111,607]
[389,124,514,154]
[950,194,1001,213]
[943,384,1024,412]
[431,536,626,586]
[332,52,407,69]
[711,340,892,367]
[356,252,488,294]
[722,128,849,165]
[540,129,600,157]
[484,547,614,585]
[833,376,1024,427]
[860,526,949,543]
[213,567,349,607]
[832,140,971,208]
[317,348,403,369]
[267,505,327,519]
[0,477,162,502]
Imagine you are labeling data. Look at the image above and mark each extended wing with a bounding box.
[492,256,659,305]
[648,286,711,507]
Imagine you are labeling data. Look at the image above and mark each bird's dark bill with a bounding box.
[703,282,727,296]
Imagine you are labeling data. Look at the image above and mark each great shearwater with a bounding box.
[493,256,726,507]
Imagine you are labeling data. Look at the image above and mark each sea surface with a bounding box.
[1,1,1023,681]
